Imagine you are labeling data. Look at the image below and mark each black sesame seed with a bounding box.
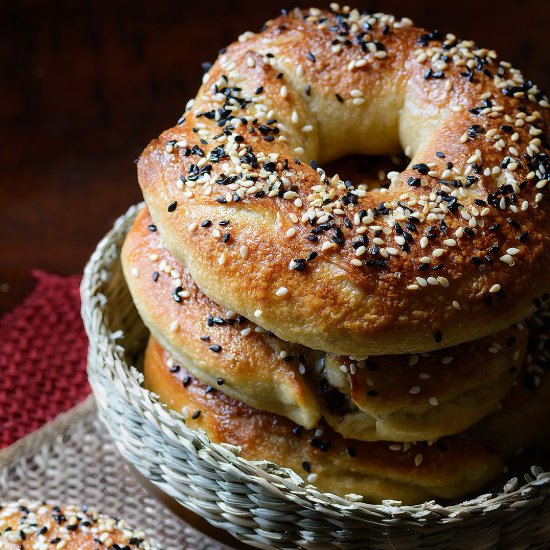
[209,345,222,352]
[167,201,177,212]
[217,377,224,385]
[306,251,318,261]
[302,461,311,472]
[147,224,157,232]
[152,271,159,282]
[200,220,212,227]
[346,446,357,457]
[183,376,192,387]
[434,330,443,344]
[200,335,210,341]
[292,426,302,436]
[412,163,429,175]
[507,218,521,230]
[192,410,201,419]
[291,258,307,271]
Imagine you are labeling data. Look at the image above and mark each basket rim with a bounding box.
[81,202,550,522]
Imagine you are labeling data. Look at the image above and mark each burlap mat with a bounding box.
[0,395,228,550]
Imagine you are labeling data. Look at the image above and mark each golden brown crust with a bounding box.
[144,336,503,504]
[138,7,550,357]
[121,207,322,428]
[321,324,527,441]
[467,307,550,458]
[0,501,151,549]
[123,207,532,441]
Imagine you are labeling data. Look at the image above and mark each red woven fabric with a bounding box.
[0,270,90,448]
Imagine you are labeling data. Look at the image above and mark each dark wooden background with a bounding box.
[1,0,548,313]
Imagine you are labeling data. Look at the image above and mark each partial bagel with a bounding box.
[143,332,550,504]
[122,206,530,441]
[139,6,550,357]
[0,500,153,549]
[143,336,501,504]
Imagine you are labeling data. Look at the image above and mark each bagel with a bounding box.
[122,206,529,441]
[138,6,550,357]
[143,336,500,504]
[143,329,550,504]
[0,500,153,549]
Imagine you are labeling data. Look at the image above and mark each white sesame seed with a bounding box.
[307,473,318,483]
[443,239,457,247]
[302,125,314,133]
[275,286,288,297]
[409,355,419,366]
[240,327,252,336]
[506,248,520,256]
[246,56,255,68]
[433,248,445,257]
[489,284,501,293]
[169,320,179,333]
[452,300,461,310]
[415,277,428,287]
[254,309,263,318]
[240,246,248,259]
[280,86,288,98]
[131,267,139,277]
[286,227,297,238]
[500,254,514,265]
[350,89,363,97]
[429,397,439,406]
[409,386,421,395]
[414,454,424,466]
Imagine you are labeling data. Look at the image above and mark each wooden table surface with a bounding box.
[1,0,548,313]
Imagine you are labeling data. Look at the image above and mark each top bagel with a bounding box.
[139,5,550,357]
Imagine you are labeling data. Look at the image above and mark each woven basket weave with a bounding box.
[82,204,550,550]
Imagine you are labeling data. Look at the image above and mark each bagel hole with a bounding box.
[323,153,409,190]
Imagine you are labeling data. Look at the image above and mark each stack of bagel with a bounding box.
[121,5,550,504]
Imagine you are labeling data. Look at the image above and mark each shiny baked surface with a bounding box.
[138,7,550,357]
[0,500,152,549]
[143,309,550,503]
[122,207,532,440]
[143,336,503,504]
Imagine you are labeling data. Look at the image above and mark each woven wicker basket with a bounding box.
[82,204,550,550]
